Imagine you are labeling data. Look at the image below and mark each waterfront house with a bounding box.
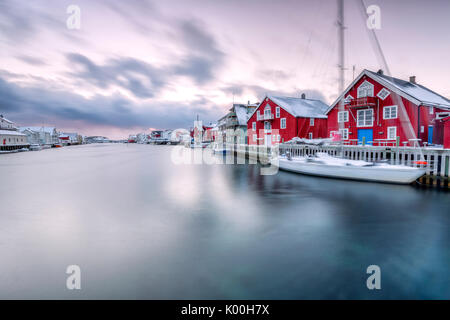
[0,115,17,130]
[247,95,329,146]
[19,126,59,146]
[203,123,217,142]
[0,115,29,151]
[85,136,109,143]
[326,69,450,146]
[217,115,227,143]
[62,132,81,145]
[150,130,163,143]
[162,130,172,144]
[136,133,148,144]
[436,116,450,149]
[222,102,259,145]
[20,128,41,145]
[128,134,137,143]
[0,130,28,151]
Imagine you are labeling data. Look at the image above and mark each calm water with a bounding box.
[0,144,448,299]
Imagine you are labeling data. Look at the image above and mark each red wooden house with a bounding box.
[326,69,450,146]
[437,116,450,149]
[203,123,216,142]
[247,95,329,146]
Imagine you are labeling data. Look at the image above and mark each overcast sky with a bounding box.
[1,0,449,139]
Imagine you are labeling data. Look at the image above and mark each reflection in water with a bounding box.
[0,144,448,299]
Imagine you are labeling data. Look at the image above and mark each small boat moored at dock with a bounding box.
[29,144,42,151]
[212,144,229,155]
[274,152,425,184]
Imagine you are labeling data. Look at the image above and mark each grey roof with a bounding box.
[0,129,26,136]
[268,95,329,118]
[0,116,14,124]
[366,70,450,109]
[233,104,249,125]
[19,126,57,134]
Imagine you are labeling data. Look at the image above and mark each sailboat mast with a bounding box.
[337,0,345,94]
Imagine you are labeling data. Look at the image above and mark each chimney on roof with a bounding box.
[377,69,383,75]
[409,76,416,84]
[301,93,306,99]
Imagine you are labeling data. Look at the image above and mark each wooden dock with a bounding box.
[227,143,450,189]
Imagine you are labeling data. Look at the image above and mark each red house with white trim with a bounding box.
[326,69,450,147]
[247,94,329,145]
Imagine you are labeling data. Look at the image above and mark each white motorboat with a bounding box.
[29,144,42,151]
[273,152,425,184]
[212,144,229,155]
[190,141,210,149]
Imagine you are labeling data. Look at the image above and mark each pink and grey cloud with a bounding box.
[0,0,449,139]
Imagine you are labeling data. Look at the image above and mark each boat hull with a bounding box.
[276,158,425,184]
[213,149,228,155]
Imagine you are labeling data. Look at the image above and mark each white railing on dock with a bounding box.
[278,144,450,178]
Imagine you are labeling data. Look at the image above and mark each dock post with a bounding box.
[396,136,400,165]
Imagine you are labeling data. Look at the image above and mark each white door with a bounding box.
[265,135,272,147]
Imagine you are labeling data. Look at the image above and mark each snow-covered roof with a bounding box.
[0,117,13,124]
[327,69,450,113]
[233,104,249,125]
[19,126,57,134]
[61,132,78,138]
[267,95,329,118]
[0,130,26,136]
[366,70,450,109]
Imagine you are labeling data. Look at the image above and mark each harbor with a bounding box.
[0,0,449,304]
[0,143,448,299]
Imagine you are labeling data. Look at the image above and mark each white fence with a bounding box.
[226,143,450,179]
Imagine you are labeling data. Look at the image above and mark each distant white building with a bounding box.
[19,127,59,146]
[20,128,41,145]
[0,115,29,151]
[0,115,16,130]
[59,132,80,145]
[85,136,109,143]
[0,130,28,150]
[162,129,172,143]
[136,133,148,144]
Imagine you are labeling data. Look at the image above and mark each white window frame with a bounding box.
[252,122,256,131]
[430,106,434,115]
[383,105,398,120]
[377,88,390,100]
[387,126,397,140]
[357,108,374,127]
[308,132,313,139]
[357,80,374,98]
[436,112,450,120]
[310,118,314,126]
[280,118,286,129]
[277,135,281,142]
[253,134,257,142]
[264,121,271,132]
[338,111,349,123]
[339,128,349,140]
[275,107,280,118]
[264,104,271,117]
